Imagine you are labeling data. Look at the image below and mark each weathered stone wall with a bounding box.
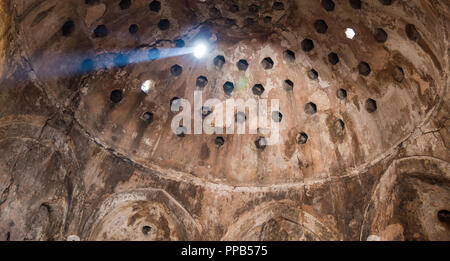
[0,0,448,241]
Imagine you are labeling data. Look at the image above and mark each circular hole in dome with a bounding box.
[192,42,208,60]
[229,4,239,13]
[345,28,356,39]
[209,7,221,18]
[142,112,154,123]
[170,64,183,76]
[337,88,347,100]
[158,19,170,31]
[244,17,255,26]
[349,0,362,9]
[201,106,213,119]
[273,2,285,10]
[283,50,296,64]
[272,111,283,123]
[61,20,75,36]
[237,59,249,71]
[114,54,129,68]
[176,126,188,138]
[223,82,234,96]
[358,62,371,76]
[379,0,395,5]
[261,57,274,70]
[170,97,181,110]
[392,66,405,83]
[148,48,160,61]
[81,58,94,73]
[85,0,99,5]
[322,0,335,11]
[141,80,153,94]
[328,52,339,65]
[119,0,131,10]
[255,136,267,150]
[335,119,345,132]
[365,98,377,113]
[129,24,139,34]
[149,0,161,12]
[374,28,388,43]
[93,24,108,38]
[308,69,319,80]
[305,102,317,115]
[248,4,259,13]
[296,132,309,145]
[301,39,315,52]
[314,20,328,34]
[196,76,208,88]
[225,18,236,27]
[405,24,419,42]
[214,55,226,70]
[284,80,294,91]
[235,112,246,124]
[174,39,185,48]
[215,136,225,147]
[142,226,152,235]
[110,90,123,104]
[252,84,265,96]
[437,210,450,224]
[264,16,272,23]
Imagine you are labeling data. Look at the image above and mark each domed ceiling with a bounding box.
[0,0,448,241]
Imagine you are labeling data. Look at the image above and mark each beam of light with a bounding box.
[9,42,213,86]
[131,47,196,64]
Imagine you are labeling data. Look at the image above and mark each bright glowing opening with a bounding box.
[141,80,153,94]
[345,28,356,39]
[193,42,208,59]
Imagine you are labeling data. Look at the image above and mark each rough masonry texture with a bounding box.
[0,0,449,241]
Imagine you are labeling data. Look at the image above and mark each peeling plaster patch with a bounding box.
[259,45,278,64]
[385,33,428,75]
[263,77,277,96]
[236,77,249,92]
[310,90,331,111]
[270,149,290,171]
[318,79,331,89]
[85,4,106,27]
